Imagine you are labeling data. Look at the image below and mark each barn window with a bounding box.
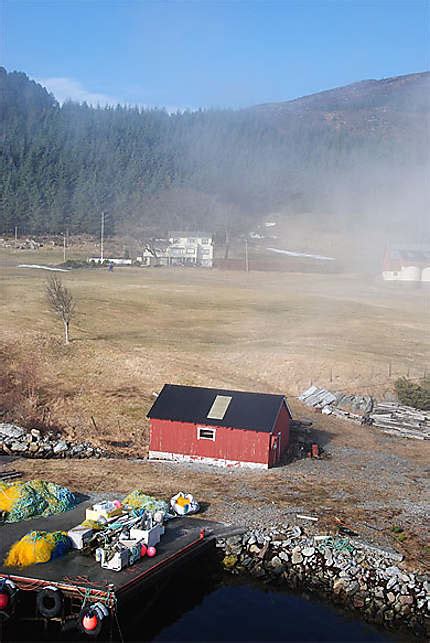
[197,427,216,441]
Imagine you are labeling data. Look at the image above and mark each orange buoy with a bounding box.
[82,614,98,631]
[79,602,109,636]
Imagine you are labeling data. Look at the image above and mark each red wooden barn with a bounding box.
[147,384,292,469]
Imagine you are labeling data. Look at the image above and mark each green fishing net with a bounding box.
[2,479,77,523]
[122,489,169,514]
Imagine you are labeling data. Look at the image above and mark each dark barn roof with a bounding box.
[147,384,291,433]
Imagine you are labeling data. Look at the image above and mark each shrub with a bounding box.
[394,376,430,410]
[60,259,89,269]
[394,532,407,542]
[0,345,61,431]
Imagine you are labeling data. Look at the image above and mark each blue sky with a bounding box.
[1,0,429,109]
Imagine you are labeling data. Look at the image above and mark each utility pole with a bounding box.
[245,238,249,273]
[14,225,18,245]
[100,211,105,263]
[63,233,67,263]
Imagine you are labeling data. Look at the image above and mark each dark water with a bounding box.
[150,579,399,643]
[2,561,405,643]
[0,553,406,643]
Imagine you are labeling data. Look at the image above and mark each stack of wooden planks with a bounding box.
[299,385,430,440]
[0,469,23,482]
[368,402,430,440]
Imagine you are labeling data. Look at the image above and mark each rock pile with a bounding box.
[0,423,104,459]
[217,526,429,638]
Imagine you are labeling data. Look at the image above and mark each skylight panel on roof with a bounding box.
[207,395,232,420]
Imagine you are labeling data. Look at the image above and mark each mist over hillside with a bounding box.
[1,67,429,251]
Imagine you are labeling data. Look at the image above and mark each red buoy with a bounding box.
[79,602,109,636]
[0,579,17,621]
[147,546,157,557]
[82,614,98,632]
[140,544,147,557]
[0,593,9,610]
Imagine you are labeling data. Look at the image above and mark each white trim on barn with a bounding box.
[197,426,217,441]
[148,450,268,470]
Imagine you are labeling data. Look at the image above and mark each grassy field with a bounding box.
[1,246,429,567]
[1,246,429,446]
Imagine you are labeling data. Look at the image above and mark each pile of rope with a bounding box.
[122,489,169,515]
[5,530,72,567]
[0,479,77,522]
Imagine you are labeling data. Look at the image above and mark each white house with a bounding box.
[383,244,430,283]
[168,233,213,267]
[138,233,213,268]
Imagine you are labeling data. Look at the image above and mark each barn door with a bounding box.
[270,433,281,466]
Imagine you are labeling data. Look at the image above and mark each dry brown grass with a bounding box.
[1,246,429,442]
[1,246,429,568]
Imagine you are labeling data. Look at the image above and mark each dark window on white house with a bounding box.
[197,427,216,441]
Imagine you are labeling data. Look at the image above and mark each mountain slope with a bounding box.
[250,72,430,143]
[254,72,430,114]
[0,68,429,238]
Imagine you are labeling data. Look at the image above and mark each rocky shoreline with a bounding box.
[216,525,429,639]
[0,422,104,459]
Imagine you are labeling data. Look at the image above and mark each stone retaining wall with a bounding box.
[0,422,104,459]
[216,525,429,638]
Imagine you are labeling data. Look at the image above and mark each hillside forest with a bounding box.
[1,67,429,243]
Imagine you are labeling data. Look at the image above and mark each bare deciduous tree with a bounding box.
[144,240,160,262]
[46,275,75,344]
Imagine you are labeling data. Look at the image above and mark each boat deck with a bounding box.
[0,497,221,607]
